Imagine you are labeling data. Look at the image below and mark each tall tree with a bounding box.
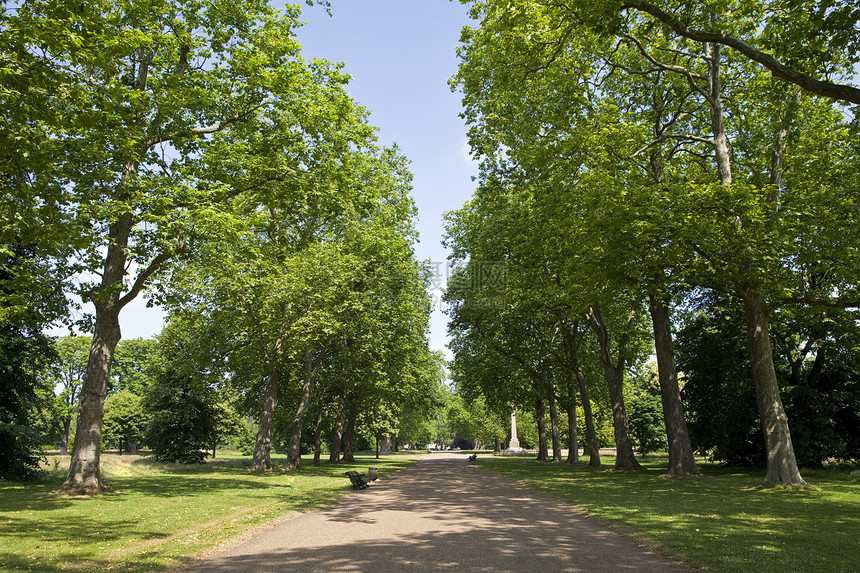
[3,0,376,492]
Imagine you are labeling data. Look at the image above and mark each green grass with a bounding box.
[476,454,860,573]
[0,450,421,573]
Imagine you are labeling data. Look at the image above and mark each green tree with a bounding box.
[678,294,860,467]
[0,326,53,480]
[40,336,92,453]
[454,0,860,486]
[593,0,860,103]
[111,339,158,395]
[2,0,371,492]
[102,389,148,454]
[0,244,65,479]
[145,317,218,465]
[627,361,667,456]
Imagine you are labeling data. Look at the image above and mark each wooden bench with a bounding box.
[345,470,370,490]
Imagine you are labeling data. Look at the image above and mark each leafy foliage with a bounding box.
[102,389,148,453]
[627,362,667,456]
[677,294,860,467]
[0,326,53,480]
[144,319,218,464]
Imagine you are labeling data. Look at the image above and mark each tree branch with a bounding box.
[116,242,186,311]
[621,1,860,104]
[781,296,860,309]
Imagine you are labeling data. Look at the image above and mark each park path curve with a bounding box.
[180,452,698,572]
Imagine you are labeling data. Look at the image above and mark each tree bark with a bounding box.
[329,389,347,463]
[312,389,328,467]
[704,41,733,186]
[536,397,549,461]
[328,390,349,463]
[565,396,579,465]
[343,398,359,462]
[286,345,318,470]
[742,290,806,486]
[60,418,71,455]
[649,293,701,476]
[313,407,325,467]
[547,379,562,462]
[62,213,133,493]
[562,320,600,466]
[578,376,601,467]
[588,305,641,470]
[251,340,285,472]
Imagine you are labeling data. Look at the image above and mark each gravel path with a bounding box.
[181,452,699,572]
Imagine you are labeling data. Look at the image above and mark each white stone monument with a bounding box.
[504,405,526,455]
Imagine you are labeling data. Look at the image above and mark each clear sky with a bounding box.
[116,1,479,359]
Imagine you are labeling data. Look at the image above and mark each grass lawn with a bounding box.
[0,450,421,573]
[476,454,860,573]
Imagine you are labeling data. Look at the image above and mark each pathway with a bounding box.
[180,452,698,572]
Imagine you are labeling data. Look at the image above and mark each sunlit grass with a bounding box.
[476,454,860,573]
[0,450,421,573]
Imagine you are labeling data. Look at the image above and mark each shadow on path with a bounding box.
[180,453,698,572]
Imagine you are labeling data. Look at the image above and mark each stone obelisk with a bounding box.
[505,405,525,454]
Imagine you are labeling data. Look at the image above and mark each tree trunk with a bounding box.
[251,344,284,472]
[588,305,641,470]
[536,397,549,461]
[742,290,806,486]
[286,345,317,471]
[60,419,70,455]
[562,320,600,466]
[566,399,579,465]
[62,212,135,493]
[649,293,701,477]
[62,299,122,492]
[703,30,802,485]
[494,436,500,453]
[578,377,601,467]
[547,380,562,462]
[343,398,358,462]
[329,389,347,463]
[604,364,640,470]
[705,40,732,186]
[313,408,324,466]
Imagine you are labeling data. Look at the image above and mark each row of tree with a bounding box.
[1,0,440,490]
[443,0,860,485]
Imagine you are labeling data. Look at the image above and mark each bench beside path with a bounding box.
[181,452,699,572]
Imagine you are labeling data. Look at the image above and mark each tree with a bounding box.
[454,0,860,485]
[0,244,66,479]
[627,361,667,456]
[40,336,91,453]
[3,0,375,492]
[111,339,158,395]
[452,1,698,474]
[678,293,860,467]
[102,389,148,454]
[145,317,218,465]
[0,326,54,480]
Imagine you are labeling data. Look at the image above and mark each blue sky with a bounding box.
[118,1,478,358]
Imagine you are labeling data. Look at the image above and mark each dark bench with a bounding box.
[468,453,477,462]
[345,470,370,490]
